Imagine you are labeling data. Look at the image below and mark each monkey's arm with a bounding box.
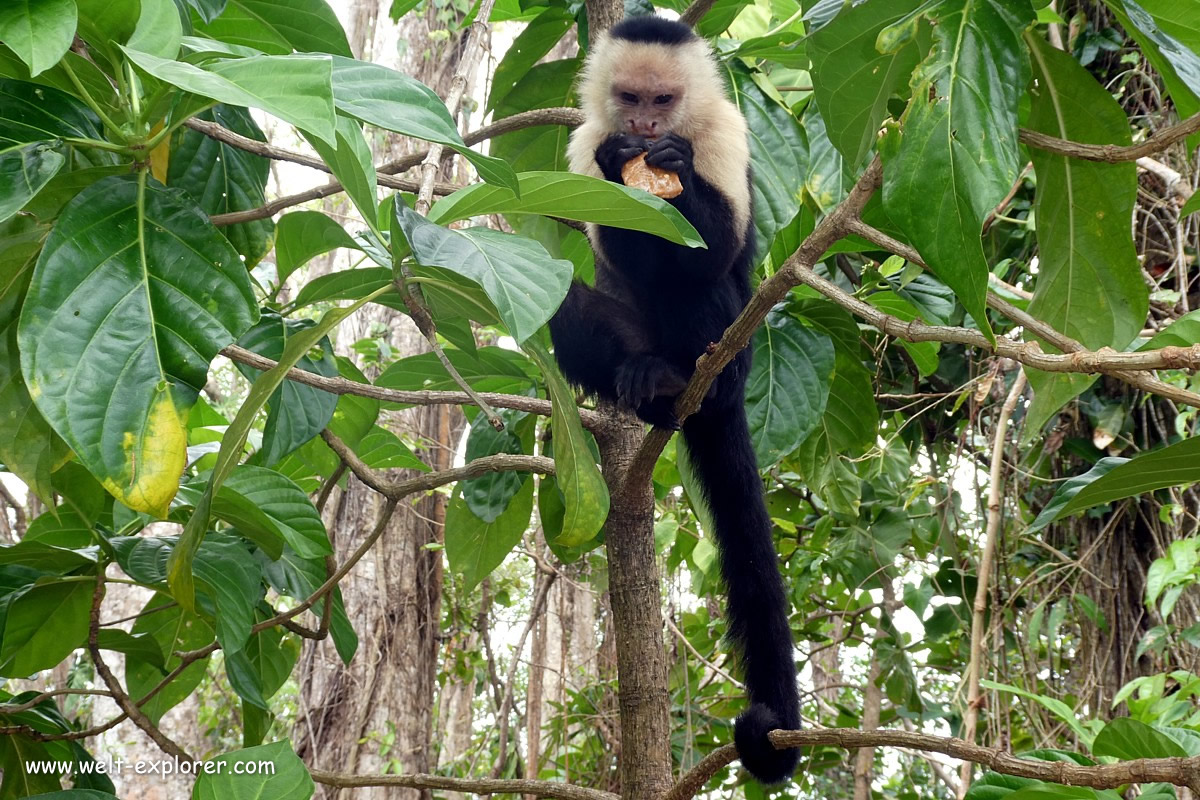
[594,133,747,282]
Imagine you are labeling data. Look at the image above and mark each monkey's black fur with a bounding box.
[548,18,800,784]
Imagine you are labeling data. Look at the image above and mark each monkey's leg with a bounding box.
[548,282,687,426]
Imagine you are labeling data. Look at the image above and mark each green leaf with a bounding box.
[330,56,518,193]
[487,7,573,113]
[1141,309,1200,350]
[121,47,337,146]
[395,205,572,343]
[0,215,64,505]
[808,0,920,165]
[301,115,378,224]
[525,339,608,547]
[193,536,263,654]
[167,289,385,610]
[196,0,352,57]
[274,211,359,285]
[0,579,92,676]
[375,345,534,395]
[224,619,298,710]
[745,309,835,468]
[1108,0,1200,124]
[461,410,530,522]
[1022,36,1146,434]
[25,792,122,799]
[0,540,98,571]
[445,480,534,592]
[728,66,808,264]
[982,679,1092,745]
[489,59,579,174]
[236,313,338,467]
[125,593,215,723]
[1093,717,1187,759]
[167,105,274,268]
[258,548,356,664]
[18,174,258,516]
[1180,189,1200,218]
[428,171,702,247]
[291,267,389,309]
[0,737,62,798]
[222,466,332,558]
[355,425,429,471]
[95,629,165,668]
[1031,438,1200,529]
[0,79,107,147]
[324,356,378,447]
[19,165,130,223]
[882,0,1034,341]
[193,740,314,800]
[866,290,941,375]
[126,0,183,60]
[0,141,65,224]
[0,0,77,77]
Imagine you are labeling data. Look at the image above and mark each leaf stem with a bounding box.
[60,59,126,142]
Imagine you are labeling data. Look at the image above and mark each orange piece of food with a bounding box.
[621,152,683,199]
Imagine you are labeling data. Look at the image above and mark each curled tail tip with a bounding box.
[734,704,799,785]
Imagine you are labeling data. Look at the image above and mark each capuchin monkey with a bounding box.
[547,15,801,785]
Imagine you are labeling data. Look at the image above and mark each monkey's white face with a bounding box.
[607,65,686,138]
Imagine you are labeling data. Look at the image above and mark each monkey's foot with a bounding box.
[615,354,687,411]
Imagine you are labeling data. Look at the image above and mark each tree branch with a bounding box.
[219,345,604,431]
[1018,111,1200,163]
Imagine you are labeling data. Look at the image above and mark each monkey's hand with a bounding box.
[615,354,687,423]
[645,133,694,183]
[596,134,649,183]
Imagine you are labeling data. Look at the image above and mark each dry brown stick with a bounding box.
[320,429,555,499]
[220,344,604,431]
[0,688,112,715]
[493,568,557,777]
[309,769,619,800]
[1018,111,1200,163]
[960,369,1027,798]
[86,576,195,762]
[843,219,1200,408]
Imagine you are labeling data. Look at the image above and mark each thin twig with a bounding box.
[1018,111,1200,163]
[309,769,618,800]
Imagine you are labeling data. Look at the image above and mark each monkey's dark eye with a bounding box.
[620,92,638,104]
[654,94,673,105]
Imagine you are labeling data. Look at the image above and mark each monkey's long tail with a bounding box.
[682,406,801,785]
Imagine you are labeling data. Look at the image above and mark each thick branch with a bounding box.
[220,345,603,430]
[844,220,1200,408]
[1019,111,1200,163]
[666,729,1200,800]
[310,769,619,800]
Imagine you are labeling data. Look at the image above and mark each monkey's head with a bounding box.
[579,16,724,140]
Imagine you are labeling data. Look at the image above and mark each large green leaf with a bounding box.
[808,0,920,166]
[301,115,378,225]
[745,309,835,468]
[0,0,77,77]
[330,56,518,193]
[18,174,258,516]
[196,0,352,57]
[0,141,65,223]
[395,205,572,343]
[1093,717,1188,760]
[487,7,573,113]
[1023,37,1147,434]
[167,104,274,267]
[192,535,263,654]
[445,479,534,592]
[461,410,531,522]
[728,66,808,264]
[274,211,359,285]
[525,339,608,547]
[0,216,63,504]
[1030,438,1200,530]
[222,466,332,558]
[429,171,702,246]
[0,79,107,147]
[375,345,535,395]
[489,59,579,174]
[121,47,337,146]
[881,0,1033,341]
[225,622,298,714]
[258,547,356,664]
[125,592,215,723]
[1108,0,1200,126]
[0,579,92,676]
[193,740,315,800]
[236,313,338,467]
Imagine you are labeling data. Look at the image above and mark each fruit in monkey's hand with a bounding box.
[621,152,683,199]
